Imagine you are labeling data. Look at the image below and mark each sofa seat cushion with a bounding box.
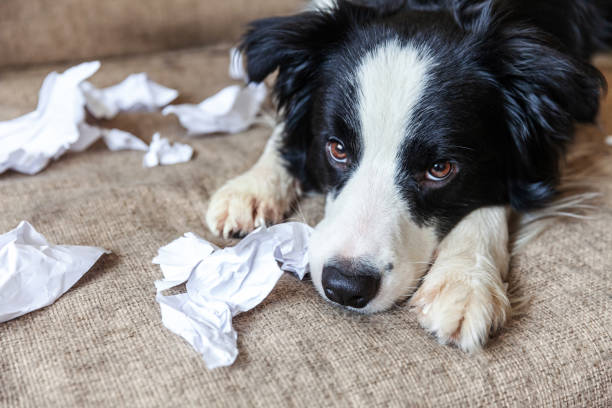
[0,47,611,407]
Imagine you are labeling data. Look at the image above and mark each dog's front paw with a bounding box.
[206,170,295,239]
[410,259,510,353]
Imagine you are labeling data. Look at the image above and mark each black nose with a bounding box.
[322,262,381,309]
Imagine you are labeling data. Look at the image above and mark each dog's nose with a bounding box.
[322,263,380,309]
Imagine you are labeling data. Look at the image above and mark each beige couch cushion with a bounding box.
[0,48,610,406]
[0,0,304,68]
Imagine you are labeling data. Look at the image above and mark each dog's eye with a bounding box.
[326,140,348,164]
[427,161,454,181]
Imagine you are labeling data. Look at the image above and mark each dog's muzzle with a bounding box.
[321,260,381,309]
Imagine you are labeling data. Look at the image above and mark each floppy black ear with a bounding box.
[240,3,378,139]
[489,25,606,210]
[239,9,350,135]
[240,13,327,84]
[239,3,373,185]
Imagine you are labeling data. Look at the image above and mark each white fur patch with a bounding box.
[309,39,438,313]
[206,124,298,239]
[357,39,431,156]
[411,206,511,352]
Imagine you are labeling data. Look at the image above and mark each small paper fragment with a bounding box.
[162,82,267,135]
[143,133,193,168]
[153,232,217,291]
[81,73,178,119]
[0,221,109,323]
[75,123,149,152]
[229,47,248,82]
[606,135,612,146]
[102,128,150,152]
[157,294,238,368]
[0,62,101,175]
[154,222,313,369]
[0,62,187,175]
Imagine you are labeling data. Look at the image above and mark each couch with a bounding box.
[1,0,610,406]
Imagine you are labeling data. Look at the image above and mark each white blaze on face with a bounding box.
[309,39,439,313]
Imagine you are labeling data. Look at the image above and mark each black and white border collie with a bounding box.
[206,0,612,352]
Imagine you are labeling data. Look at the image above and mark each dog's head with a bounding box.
[241,0,605,312]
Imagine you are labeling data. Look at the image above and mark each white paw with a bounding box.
[410,256,510,353]
[206,170,294,239]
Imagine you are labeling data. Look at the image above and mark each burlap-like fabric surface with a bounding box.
[0,48,611,406]
[0,0,304,68]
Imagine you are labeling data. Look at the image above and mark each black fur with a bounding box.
[240,0,611,236]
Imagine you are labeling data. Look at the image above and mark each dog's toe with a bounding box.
[206,172,290,239]
[411,265,510,353]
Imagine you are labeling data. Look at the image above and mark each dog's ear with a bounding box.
[240,12,328,84]
[484,22,606,210]
[239,12,332,136]
[240,4,370,135]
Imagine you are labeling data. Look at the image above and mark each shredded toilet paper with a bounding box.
[0,221,109,323]
[143,133,194,168]
[0,62,191,175]
[229,47,248,82]
[162,48,267,136]
[81,73,178,120]
[102,128,151,152]
[154,222,312,369]
[163,83,267,136]
[75,123,150,152]
[0,62,102,175]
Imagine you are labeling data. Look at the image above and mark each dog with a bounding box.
[205,0,612,352]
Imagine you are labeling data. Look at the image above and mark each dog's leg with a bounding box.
[410,206,511,352]
[206,123,299,239]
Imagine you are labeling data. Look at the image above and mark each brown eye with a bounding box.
[427,161,453,181]
[326,140,348,164]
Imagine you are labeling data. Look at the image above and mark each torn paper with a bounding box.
[101,128,150,152]
[229,47,248,82]
[0,62,101,175]
[81,73,178,119]
[143,133,193,168]
[163,47,266,135]
[76,126,191,167]
[162,82,267,135]
[0,221,109,323]
[0,61,191,175]
[606,135,612,146]
[154,222,312,369]
[73,123,149,153]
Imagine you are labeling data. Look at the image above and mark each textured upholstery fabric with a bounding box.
[0,4,611,407]
[0,0,304,68]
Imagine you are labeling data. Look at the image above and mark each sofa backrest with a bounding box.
[0,0,304,68]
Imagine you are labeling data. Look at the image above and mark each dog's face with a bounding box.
[307,35,505,312]
[241,1,604,312]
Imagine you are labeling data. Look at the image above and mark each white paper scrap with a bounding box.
[154,222,313,369]
[0,221,109,323]
[102,128,150,152]
[606,135,612,146]
[0,62,101,175]
[143,133,193,168]
[162,82,267,135]
[81,73,178,119]
[229,47,248,82]
[73,123,149,152]
[0,62,191,175]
